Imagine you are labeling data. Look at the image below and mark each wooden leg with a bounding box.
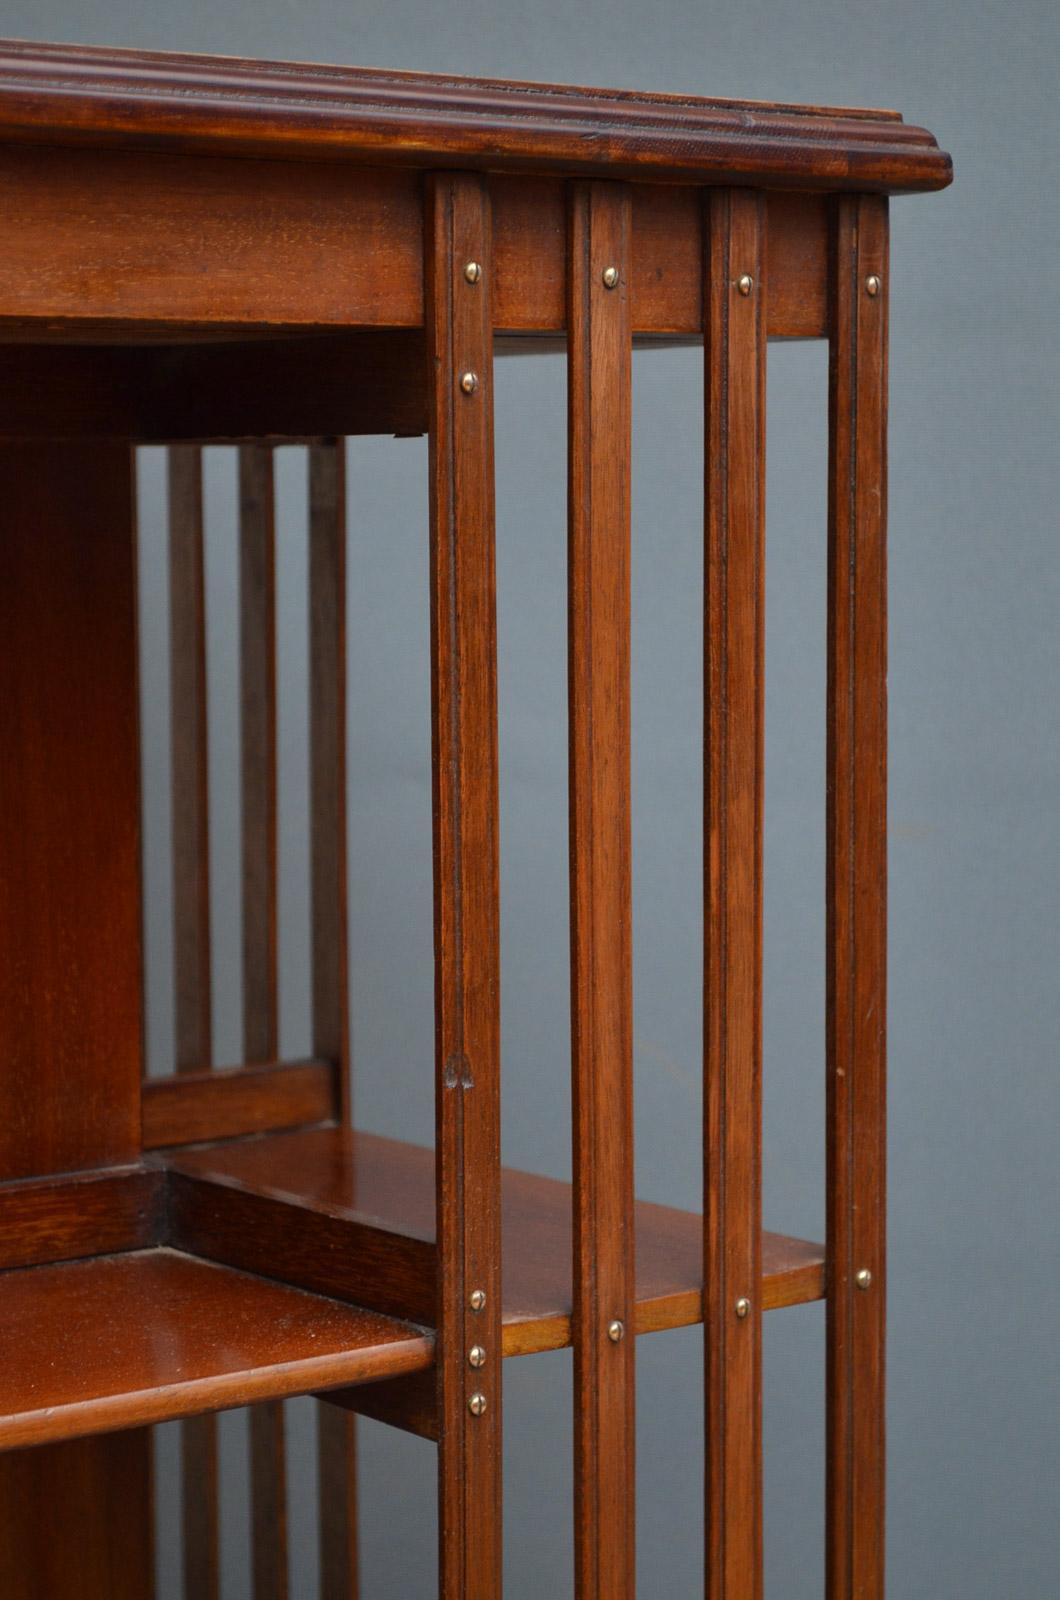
[703,188,767,1600]
[567,177,636,1600]
[251,1402,289,1600]
[826,192,888,1600]
[426,172,504,1600]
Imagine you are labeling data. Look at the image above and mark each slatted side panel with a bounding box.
[826,193,888,1600]
[566,178,636,1600]
[163,439,357,1600]
[308,439,359,1600]
[167,444,222,1600]
[703,188,767,1600]
[425,170,504,1600]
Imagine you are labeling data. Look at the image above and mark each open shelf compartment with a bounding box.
[166,1127,827,1357]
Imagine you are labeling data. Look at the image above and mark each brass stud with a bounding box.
[468,1392,487,1416]
[469,1289,487,1312]
[602,265,620,290]
[855,1268,873,1290]
[737,274,754,296]
[468,1345,487,1369]
[607,1319,625,1343]
[735,1296,751,1319]
[464,261,482,284]
[866,274,881,297]
[459,371,479,395]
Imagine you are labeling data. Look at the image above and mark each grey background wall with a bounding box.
[5,1,1057,1595]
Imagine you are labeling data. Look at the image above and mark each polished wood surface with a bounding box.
[567,178,636,1600]
[427,170,504,1600]
[0,1249,432,1451]
[0,155,833,341]
[142,1058,336,1149]
[0,1431,152,1600]
[703,189,767,1600]
[0,1167,162,1270]
[167,1128,825,1351]
[0,444,151,1589]
[0,40,951,191]
[0,442,142,1179]
[826,192,889,1600]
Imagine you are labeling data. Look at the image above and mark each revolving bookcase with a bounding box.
[0,39,951,1600]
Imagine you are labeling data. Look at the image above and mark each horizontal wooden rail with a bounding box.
[167,1170,436,1326]
[142,1059,339,1149]
[0,1167,164,1270]
[0,158,829,342]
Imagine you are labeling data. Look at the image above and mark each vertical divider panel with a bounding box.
[703,187,767,1600]
[826,193,888,1600]
[425,171,504,1600]
[168,443,221,1600]
[308,438,359,1600]
[566,178,636,1600]
[238,442,288,1600]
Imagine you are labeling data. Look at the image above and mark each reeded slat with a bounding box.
[426,170,503,1600]
[566,178,636,1600]
[309,438,358,1600]
[703,188,766,1600]
[168,444,211,1073]
[181,1413,219,1600]
[168,443,220,1600]
[239,443,279,1064]
[250,1402,288,1600]
[319,1408,358,1600]
[238,443,287,1600]
[826,192,888,1600]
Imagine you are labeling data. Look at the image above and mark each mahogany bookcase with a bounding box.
[0,39,951,1600]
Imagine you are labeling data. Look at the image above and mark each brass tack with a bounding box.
[468,1344,487,1369]
[855,1268,873,1290]
[737,274,754,296]
[464,261,482,284]
[602,265,620,289]
[469,1288,487,1312]
[607,1319,625,1343]
[459,371,479,395]
[866,274,881,297]
[735,1297,751,1319]
[468,1392,487,1416]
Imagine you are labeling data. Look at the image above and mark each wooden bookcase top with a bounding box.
[0,37,951,192]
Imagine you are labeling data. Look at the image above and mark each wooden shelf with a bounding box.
[167,1129,825,1357]
[0,1247,432,1451]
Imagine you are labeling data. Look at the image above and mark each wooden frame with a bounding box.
[0,38,950,1600]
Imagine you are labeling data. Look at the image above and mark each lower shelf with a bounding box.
[0,1248,433,1451]
[167,1128,826,1357]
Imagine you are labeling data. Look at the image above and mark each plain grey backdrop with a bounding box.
[4,1,1057,1595]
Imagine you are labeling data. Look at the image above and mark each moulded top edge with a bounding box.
[0,38,952,194]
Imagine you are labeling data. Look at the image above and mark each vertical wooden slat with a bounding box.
[238,443,288,1599]
[426,170,503,1600]
[703,187,767,1600]
[309,438,359,1600]
[826,192,888,1600]
[250,1403,289,1600]
[169,445,212,1074]
[566,178,636,1600]
[181,1416,220,1600]
[168,443,221,1600]
[239,443,279,1065]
